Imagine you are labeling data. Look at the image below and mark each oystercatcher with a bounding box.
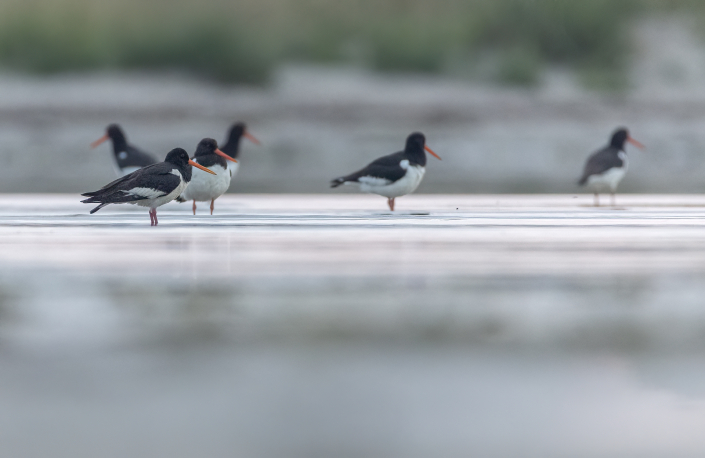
[221,122,260,178]
[330,132,441,211]
[91,124,158,176]
[176,138,237,215]
[578,127,645,206]
[81,148,216,226]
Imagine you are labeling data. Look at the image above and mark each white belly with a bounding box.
[133,171,188,209]
[228,161,239,178]
[179,164,231,202]
[359,165,425,198]
[586,153,628,193]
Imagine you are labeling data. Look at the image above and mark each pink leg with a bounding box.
[387,198,395,211]
[153,209,158,226]
[149,209,155,226]
[210,199,215,215]
[192,200,197,215]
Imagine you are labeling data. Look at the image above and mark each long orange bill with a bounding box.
[189,159,217,175]
[244,131,260,145]
[628,137,646,150]
[424,145,441,160]
[214,148,237,163]
[90,134,109,149]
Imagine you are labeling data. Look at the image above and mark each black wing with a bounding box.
[82,161,165,196]
[578,147,623,185]
[81,163,180,205]
[116,144,158,169]
[331,151,406,187]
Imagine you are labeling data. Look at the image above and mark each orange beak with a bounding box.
[628,136,645,150]
[424,145,441,160]
[214,148,237,163]
[188,159,217,175]
[244,131,260,145]
[90,134,109,149]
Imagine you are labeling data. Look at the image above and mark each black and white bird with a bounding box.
[330,132,441,211]
[578,127,645,206]
[176,138,237,215]
[221,122,260,178]
[91,124,158,177]
[81,148,216,226]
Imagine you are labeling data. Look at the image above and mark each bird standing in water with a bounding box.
[176,138,238,215]
[81,148,215,226]
[331,132,441,211]
[578,128,645,206]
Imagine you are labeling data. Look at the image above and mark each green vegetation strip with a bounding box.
[0,0,699,85]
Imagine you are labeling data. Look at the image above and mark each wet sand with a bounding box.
[1,194,705,457]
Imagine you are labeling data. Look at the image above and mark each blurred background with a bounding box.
[3,0,705,192]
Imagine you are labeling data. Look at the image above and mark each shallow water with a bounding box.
[1,194,705,457]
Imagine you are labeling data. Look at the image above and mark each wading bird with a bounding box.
[331,132,441,211]
[176,138,238,215]
[81,148,215,226]
[578,128,645,206]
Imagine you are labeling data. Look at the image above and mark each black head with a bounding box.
[609,127,645,152]
[610,128,630,150]
[106,124,127,143]
[91,123,127,150]
[405,132,426,152]
[226,122,246,144]
[164,148,190,167]
[222,122,259,158]
[403,132,428,166]
[194,138,219,157]
[403,131,441,165]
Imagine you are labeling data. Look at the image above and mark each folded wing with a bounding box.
[331,151,406,187]
[81,163,181,212]
[578,148,623,185]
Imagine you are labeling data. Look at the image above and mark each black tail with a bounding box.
[81,193,109,213]
[81,194,101,204]
[175,195,186,203]
[577,175,588,186]
[89,203,110,214]
[330,177,348,188]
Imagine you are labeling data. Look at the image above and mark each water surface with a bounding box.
[1,194,705,457]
